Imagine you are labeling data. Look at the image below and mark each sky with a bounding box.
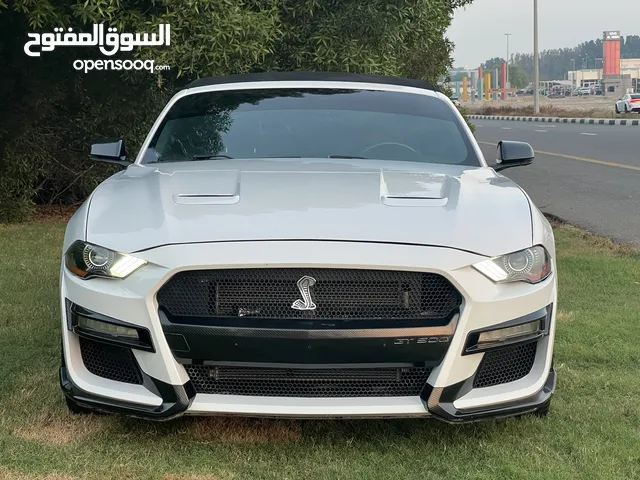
[447,0,640,68]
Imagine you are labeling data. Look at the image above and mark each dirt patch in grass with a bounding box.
[0,468,78,480]
[13,413,110,446]
[557,310,575,323]
[163,475,227,480]
[7,369,110,446]
[31,205,79,223]
[189,417,302,445]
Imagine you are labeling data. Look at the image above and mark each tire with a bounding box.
[61,344,94,415]
[533,399,551,418]
[65,396,94,415]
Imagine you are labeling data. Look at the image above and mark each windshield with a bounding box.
[631,94,640,99]
[145,88,480,166]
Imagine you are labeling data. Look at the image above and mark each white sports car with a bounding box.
[59,72,557,422]
[615,93,640,114]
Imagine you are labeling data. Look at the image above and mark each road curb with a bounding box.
[468,115,640,126]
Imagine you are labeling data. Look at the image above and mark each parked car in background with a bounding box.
[59,71,557,423]
[577,87,592,96]
[615,93,640,113]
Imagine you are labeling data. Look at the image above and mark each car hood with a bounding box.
[85,158,533,257]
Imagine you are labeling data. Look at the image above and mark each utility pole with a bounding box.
[505,33,512,89]
[533,0,540,113]
[571,58,576,94]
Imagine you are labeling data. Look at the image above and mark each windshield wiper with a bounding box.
[193,153,234,160]
[328,155,368,159]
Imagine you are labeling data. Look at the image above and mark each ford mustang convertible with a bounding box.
[59,72,557,422]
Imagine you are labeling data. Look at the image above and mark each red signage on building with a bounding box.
[603,31,621,76]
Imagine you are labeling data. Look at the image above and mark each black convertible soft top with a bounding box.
[185,71,440,93]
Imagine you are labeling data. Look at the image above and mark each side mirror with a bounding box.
[89,139,131,167]
[494,141,534,172]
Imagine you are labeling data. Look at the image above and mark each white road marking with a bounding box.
[535,129,547,132]
[580,133,598,136]
[501,127,512,130]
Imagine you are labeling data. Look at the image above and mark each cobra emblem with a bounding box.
[291,276,317,311]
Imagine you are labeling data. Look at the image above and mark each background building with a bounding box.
[568,32,636,96]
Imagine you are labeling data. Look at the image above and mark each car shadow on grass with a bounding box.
[105,411,537,447]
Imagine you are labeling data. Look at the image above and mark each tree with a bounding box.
[508,65,528,89]
[482,57,505,71]
[4,0,475,84]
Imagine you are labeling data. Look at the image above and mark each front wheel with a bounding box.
[65,396,93,415]
[533,399,551,417]
[61,345,94,415]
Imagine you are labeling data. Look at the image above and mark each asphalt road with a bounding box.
[472,119,640,245]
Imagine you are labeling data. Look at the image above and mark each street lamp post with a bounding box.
[533,0,540,113]
[505,33,512,89]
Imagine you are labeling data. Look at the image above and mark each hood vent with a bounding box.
[173,193,239,205]
[170,170,240,205]
[380,171,450,207]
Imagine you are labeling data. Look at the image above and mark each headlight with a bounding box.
[473,246,551,284]
[65,240,147,279]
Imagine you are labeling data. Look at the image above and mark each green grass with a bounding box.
[0,220,639,480]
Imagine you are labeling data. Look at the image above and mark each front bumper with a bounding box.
[60,240,557,422]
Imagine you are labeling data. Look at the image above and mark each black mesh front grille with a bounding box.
[185,365,433,397]
[157,268,461,321]
[473,342,537,388]
[79,337,143,385]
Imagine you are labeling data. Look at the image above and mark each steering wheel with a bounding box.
[362,142,421,159]
[168,136,190,158]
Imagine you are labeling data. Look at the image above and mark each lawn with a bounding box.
[0,218,639,480]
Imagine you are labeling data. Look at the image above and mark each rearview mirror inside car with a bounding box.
[89,139,131,167]
[494,141,534,172]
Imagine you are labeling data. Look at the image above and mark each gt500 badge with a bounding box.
[393,337,450,345]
